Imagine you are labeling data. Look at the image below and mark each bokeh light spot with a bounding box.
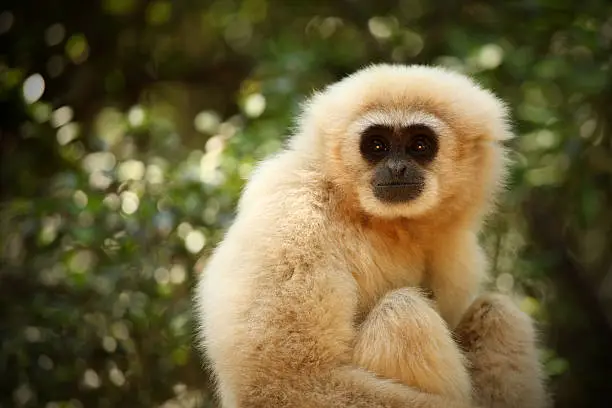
[95,107,126,147]
[170,264,187,284]
[103,0,137,15]
[13,384,34,405]
[205,135,225,153]
[73,190,88,209]
[32,102,52,123]
[477,44,504,69]
[38,355,54,370]
[127,105,145,127]
[24,326,42,342]
[65,34,89,64]
[118,160,145,181]
[177,222,192,239]
[368,17,395,39]
[0,11,14,34]
[89,171,112,190]
[146,1,172,26]
[57,123,80,145]
[535,130,557,149]
[120,191,140,214]
[185,230,206,253]
[68,250,95,274]
[154,267,170,284]
[109,367,126,387]
[580,119,597,139]
[224,17,253,49]
[23,74,45,104]
[45,23,66,46]
[194,111,221,134]
[103,193,120,210]
[83,151,116,173]
[322,17,343,38]
[243,93,266,118]
[51,106,74,128]
[82,369,101,389]
[402,30,424,57]
[102,336,117,352]
[39,215,62,245]
[145,164,164,184]
[2,67,24,89]
[111,321,129,340]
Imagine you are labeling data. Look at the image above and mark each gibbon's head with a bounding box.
[291,64,512,221]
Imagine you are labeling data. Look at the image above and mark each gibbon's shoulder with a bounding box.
[237,150,320,206]
[233,150,332,237]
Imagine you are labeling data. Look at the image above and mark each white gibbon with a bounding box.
[194,64,548,408]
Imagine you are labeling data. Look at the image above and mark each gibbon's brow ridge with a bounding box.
[360,124,438,138]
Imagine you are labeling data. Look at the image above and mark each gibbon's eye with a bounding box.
[361,135,390,159]
[360,125,394,163]
[407,135,434,159]
[368,137,389,154]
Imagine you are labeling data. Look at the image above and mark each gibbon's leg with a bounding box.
[456,293,550,408]
[353,287,473,403]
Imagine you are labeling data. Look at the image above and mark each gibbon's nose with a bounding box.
[386,159,408,178]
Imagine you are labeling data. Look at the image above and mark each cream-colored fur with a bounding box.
[456,294,550,408]
[194,64,547,407]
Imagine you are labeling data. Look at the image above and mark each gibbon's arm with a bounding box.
[353,287,472,402]
[426,230,487,329]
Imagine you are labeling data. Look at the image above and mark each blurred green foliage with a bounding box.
[1,0,611,407]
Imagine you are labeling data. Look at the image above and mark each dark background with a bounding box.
[1,0,611,407]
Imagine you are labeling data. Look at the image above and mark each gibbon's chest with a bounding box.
[342,222,428,322]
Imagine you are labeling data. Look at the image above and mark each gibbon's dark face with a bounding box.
[359,124,438,203]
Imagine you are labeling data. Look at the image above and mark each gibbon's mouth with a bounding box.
[373,182,424,203]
